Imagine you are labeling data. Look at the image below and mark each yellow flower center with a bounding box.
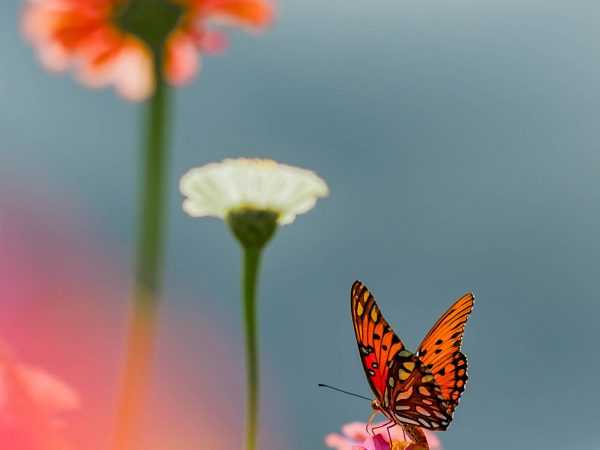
[391,441,423,450]
[236,158,279,169]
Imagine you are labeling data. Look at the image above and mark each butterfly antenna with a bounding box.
[318,383,371,402]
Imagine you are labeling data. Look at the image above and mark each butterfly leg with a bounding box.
[365,410,379,435]
[370,419,393,438]
[385,422,397,446]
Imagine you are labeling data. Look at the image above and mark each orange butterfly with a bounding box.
[351,281,474,448]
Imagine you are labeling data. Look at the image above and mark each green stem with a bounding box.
[111,56,172,450]
[242,245,263,450]
[135,61,170,299]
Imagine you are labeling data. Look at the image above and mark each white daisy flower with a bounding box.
[180,158,329,226]
[180,158,328,447]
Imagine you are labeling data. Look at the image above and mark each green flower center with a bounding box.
[227,208,279,249]
[115,0,187,52]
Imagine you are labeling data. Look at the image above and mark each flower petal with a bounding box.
[200,0,274,29]
[112,39,155,101]
[166,31,201,85]
[370,434,392,450]
[0,341,79,449]
[325,432,360,450]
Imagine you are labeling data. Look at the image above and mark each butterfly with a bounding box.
[351,280,474,448]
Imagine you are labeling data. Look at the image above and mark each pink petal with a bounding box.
[112,39,155,101]
[166,32,201,85]
[369,434,392,450]
[341,421,371,443]
[423,431,442,449]
[16,364,80,415]
[196,30,229,54]
[0,342,79,449]
[325,432,360,450]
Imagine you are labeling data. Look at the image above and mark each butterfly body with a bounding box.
[351,281,474,446]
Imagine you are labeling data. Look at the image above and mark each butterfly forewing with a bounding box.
[351,281,407,403]
[416,293,474,414]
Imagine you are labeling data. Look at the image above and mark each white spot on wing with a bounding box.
[397,416,420,426]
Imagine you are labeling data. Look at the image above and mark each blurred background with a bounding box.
[2,0,600,448]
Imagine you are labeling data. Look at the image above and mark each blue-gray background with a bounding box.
[2,0,600,448]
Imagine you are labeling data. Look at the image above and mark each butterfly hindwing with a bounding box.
[387,354,452,430]
[416,293,474,414]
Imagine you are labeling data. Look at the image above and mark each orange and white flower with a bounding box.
[22,0,274,101]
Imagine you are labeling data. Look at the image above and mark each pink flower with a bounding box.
[0,340,80,450]
[22,0,274,101]
[325,421,443,450]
